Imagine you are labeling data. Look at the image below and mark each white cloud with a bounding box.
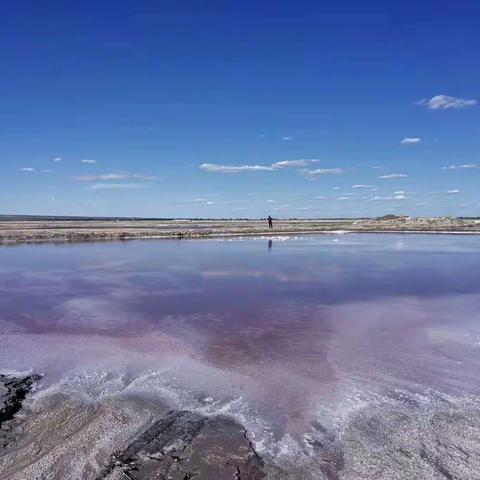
[446,189,460,194]
[281,135,294,141]
[332,187,340,190]
[372,196,393,201]
[20,167,35,172]
[401,137,421,144]
[81,159,97,164]
[337,196,354,201]
[267,199,276,203]
[199,163,274,173]
[205,201,215,205]
[379,173,408,179]
[303,168,344,177]
[52,157,62,162]
[417,94,477,110]
[352,184,373,189]
[394,190,406,194]
[441,164,478,170]
[372,195,406,201]
[75,173,156,181]
[42,169,53,173]
[89,183,146,190]
[272,159,319,168]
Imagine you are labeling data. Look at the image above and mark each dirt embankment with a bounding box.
[0,217,479,244]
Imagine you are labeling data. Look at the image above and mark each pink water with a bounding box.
[1,234,480,460]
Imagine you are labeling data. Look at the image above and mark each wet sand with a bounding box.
[1,216,480,244]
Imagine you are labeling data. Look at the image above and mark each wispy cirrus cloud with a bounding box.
[379,173,408,179]
[352,184,373,189]
[400,137,421,144]
[52,157,62,162]
[441,164,478,170]
[281,135,294,141]
[372,194,406,201]
[302,168,344,177]
[428,189,461,196]
[193,198,215,205]
[199,163,275,173]
[81,159,97,164]
[200,159,321,173]
[417,94,477,110]
[372,196,392,201]
[20,167,35,172]
[75,173,156,181]
[272,159,319,168]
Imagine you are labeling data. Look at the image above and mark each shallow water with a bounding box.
[1,234,480,478]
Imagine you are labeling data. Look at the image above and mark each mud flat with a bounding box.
[1,216,480,244]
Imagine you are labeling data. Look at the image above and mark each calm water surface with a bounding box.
[1,234,480,464]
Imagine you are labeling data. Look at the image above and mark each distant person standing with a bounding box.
[267,215,273,229]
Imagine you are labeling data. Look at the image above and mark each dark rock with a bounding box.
[0,373,41,448]
[98,410,266,480]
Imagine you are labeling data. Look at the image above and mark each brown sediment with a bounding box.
[1,216,479,245]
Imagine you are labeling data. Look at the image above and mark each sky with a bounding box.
[1,0,479,218]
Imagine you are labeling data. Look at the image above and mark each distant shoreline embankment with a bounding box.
[1,216,480,245]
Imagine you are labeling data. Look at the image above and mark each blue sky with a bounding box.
[1,1,479,218]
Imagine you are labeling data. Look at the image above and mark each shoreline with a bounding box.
[2,229,480,247]
[2,368,480,479]
[1,217,480,245]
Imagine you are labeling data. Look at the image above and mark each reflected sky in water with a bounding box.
[1,234,480,437]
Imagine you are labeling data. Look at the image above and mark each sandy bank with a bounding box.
[1,217,479,244]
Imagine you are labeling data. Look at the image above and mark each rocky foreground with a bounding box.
[0,374,41,449]
[97,410,266,480]
[0,375,273,480]
[2,374,480,479]
[1,216,479,244]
